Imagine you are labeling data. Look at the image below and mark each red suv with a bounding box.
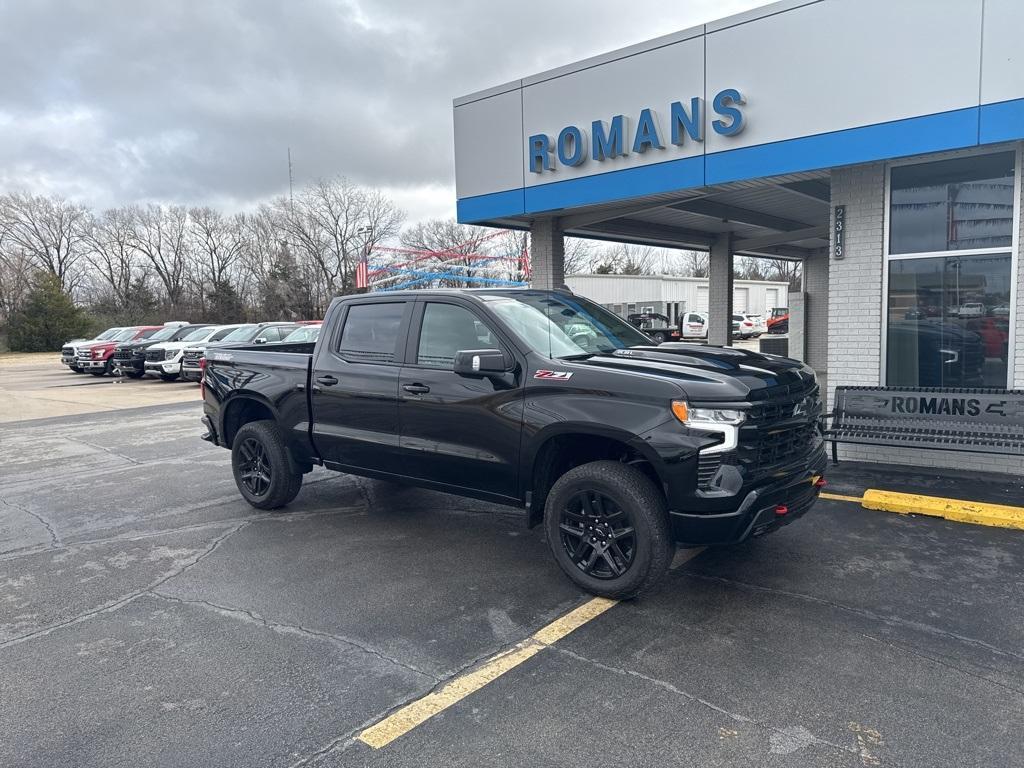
[77,326,162,376]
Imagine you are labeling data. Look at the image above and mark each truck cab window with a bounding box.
[338,302,404,363]
[417,303,496,368]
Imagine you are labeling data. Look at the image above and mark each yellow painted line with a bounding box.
[820,492,865,503]
[359,546,708,750]
[357,597,615,749]
[862,489,1024,531]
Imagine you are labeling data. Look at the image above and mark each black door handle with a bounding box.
[402,383,430,395]
[315,375,339,386]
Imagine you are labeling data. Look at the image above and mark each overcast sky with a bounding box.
[0,0,764,225]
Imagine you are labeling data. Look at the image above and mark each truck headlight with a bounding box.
[165,349,177,360]
[671,402,746,426]
[93,349,104,358]
[672,401,746,454]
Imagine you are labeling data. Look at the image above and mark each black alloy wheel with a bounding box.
[230,420,304,510]
[558,490,636,579]
[237,437,272,498]
[544,460,672,599]
[652,331,668,344]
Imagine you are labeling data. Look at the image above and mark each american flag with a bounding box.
[355,248,369,290]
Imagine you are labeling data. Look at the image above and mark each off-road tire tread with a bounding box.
[231,420,303,510]
[544,460,672,600]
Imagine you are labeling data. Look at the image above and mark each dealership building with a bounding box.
[452,0,1023,475]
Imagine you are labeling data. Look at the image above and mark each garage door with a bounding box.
[696,286,709,312]
[733,287,749,313]
[766,288,780,310]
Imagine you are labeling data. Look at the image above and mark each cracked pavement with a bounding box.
[2,400,1023,767]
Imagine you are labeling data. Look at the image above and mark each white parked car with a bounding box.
[957,302,985,318]
[732,313,766,338]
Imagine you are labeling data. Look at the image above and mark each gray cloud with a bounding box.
[0,0,762,220]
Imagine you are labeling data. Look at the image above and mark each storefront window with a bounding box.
[889,152,1015,254]
[886,254,1011,387]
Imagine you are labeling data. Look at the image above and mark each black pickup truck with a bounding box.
[201,289,826,598]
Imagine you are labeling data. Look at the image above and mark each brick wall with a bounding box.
[827,152,1024,476]
[529,218,565,290]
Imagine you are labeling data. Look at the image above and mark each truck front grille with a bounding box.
[113,349,134,360]
[145,349,165,362]
[740,384,823,476]
[76,349,92,360]
[182,350,202,364]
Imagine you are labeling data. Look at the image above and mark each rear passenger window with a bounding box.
[417,303,496,369]
[338,303,405,364]
[212,327,235,341]
[261,327,290,342]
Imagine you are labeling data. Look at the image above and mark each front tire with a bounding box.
[231,420,303,510]
[124,370,145,379]
[159,372,179,381]
[90,360,112,377]
[544,460,672,600]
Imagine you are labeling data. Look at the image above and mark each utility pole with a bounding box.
[287,148,295,210]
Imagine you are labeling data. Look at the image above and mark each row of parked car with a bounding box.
[60,320,322,381]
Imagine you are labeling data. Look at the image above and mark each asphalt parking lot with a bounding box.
[2,376,1023,767]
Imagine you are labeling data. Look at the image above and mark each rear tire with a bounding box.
[231,420,303,510]
[544,460,673,600]
[652,331,668,344]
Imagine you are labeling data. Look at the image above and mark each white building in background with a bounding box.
[566,274,789,323]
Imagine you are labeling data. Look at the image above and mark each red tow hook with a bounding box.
[814,477,827,488]
[774,505,789,516]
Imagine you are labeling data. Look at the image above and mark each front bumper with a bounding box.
[114,358,144,373]
[181,364,202,380]
[79,358,110,370]
[145,360,182,374]
[669,448,828,546]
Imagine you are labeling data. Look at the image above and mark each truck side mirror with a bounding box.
[254,337,268,344]
[453,349,508,377]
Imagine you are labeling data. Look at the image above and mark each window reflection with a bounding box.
[887,254,1011,387]
[889,152,1015,254]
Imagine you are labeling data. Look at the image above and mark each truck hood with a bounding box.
[79,340,117,352]
[574,344,816,401]
[118,339,163,352]
[148,341,197,352]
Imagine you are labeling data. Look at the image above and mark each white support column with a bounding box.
[707,233,734,347]
[529,218,565,290]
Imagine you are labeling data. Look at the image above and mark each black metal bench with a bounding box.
[823,386,1024,464]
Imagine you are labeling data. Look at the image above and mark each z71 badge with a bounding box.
[534,370,573,380]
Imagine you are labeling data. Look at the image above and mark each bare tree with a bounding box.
[128,204,191,311]
[189,207,244,287]
[278,177,404,311]
[83,207,146,306]
[1,191,91,292]
[592,243,658,275]
[399,219,492,288]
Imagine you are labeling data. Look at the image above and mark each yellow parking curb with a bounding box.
[861,489,1024,531]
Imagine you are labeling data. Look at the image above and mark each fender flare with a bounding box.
[522,421,668,497]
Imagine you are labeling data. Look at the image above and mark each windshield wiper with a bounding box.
[556,353,595,360]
